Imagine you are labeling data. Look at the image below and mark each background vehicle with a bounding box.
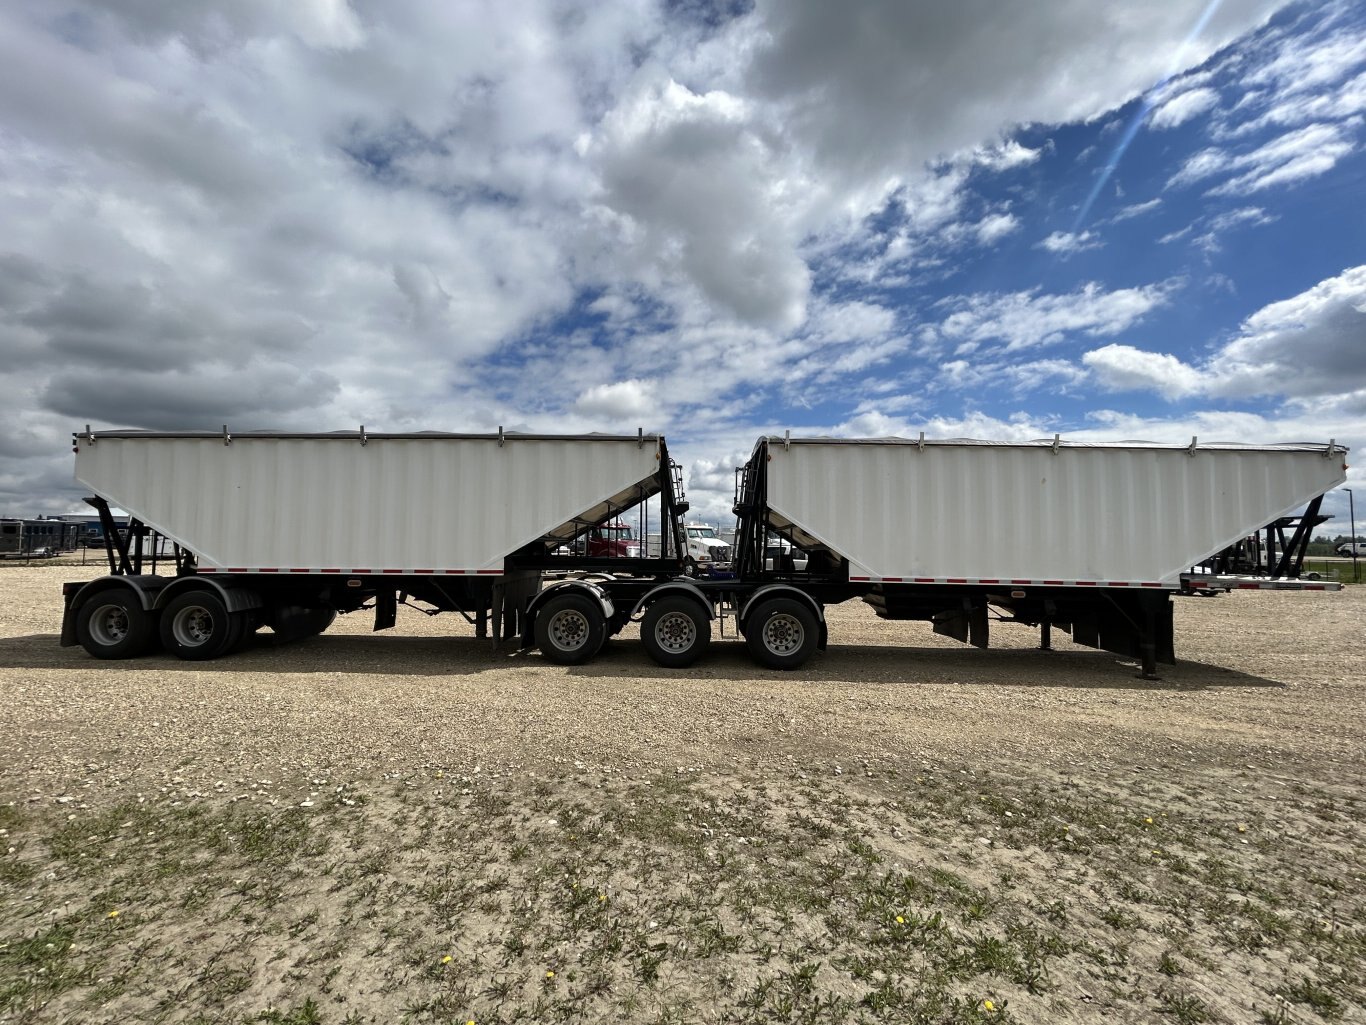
[2,518,81,558]
[1335,542,1366,557]
[587,521,642,558]
[684,523,732,572]
[763,532,808,572]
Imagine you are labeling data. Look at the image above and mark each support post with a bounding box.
[1138,599,1160,681]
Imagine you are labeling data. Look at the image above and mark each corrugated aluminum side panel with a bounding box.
[764,441,1346,585]
[74,436,663,570]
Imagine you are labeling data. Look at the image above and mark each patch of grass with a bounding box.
[1280,975,1344,1020]
[1159,987,1215,1023]
[1,762,1363,1024]
[255,998,324,1024]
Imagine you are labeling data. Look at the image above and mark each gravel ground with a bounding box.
[2,560,1364,1024]
[3,562,1363,791]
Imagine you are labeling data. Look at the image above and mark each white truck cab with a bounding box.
[684,523,732,571]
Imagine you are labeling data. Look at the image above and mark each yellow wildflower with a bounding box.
[442,955,453,965]
[984,998,996,1012]
[545,970,555,980]
[1144,817,1154,825]
[107,910,120,919]
[895,916,905,925]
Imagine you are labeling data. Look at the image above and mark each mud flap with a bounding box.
[931,601,990,649]
[493,570,542,650]
[374,590,397,632]
[1065,593,1174,671]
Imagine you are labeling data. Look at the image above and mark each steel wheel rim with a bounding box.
[762,613,804,655]
[88,603,130,646]
[654,611,696,654]
[172,605,216,647]
[547,609,590,651]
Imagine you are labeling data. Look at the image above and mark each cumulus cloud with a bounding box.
[573,379,660,422]
[1149,86,1220,129]
[975,212,1021,245]
[973,140,1043,171]
[1083,344,1208,399]
[1220,4,1366,135]
[589,73,814,329]
[1207,263,1366,397]
[42,364,341,430]
[937,281,1178,353]
[1037,230,1103,255]
[742,0,1284,180]
[1110,198,1163,222]
[1167,122,1357,194]
[939,357,1088,396]
[1191,206,1277,251]
[0,0,1348,511]
[1079,265,1366,402]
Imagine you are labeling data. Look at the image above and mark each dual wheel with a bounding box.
[76,589,335,661]
[742,597,818,670]
[534,593,714,668]
[77,592,156,660]
[534,592,819,670]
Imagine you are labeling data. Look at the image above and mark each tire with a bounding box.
[272,606,336,642]
[228,611,260,652]
[535,593,606,665]
[76,591,154,660]
[744,597,818,670]
[641,596,711,669]
[160,589,236,661]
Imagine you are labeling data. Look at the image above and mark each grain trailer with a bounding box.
[717,435,1347,676]
[61,429,690,660]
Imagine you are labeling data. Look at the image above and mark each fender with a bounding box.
[154,575,264,614]
[738,583,825,629]
[629,580,716,620]
[61,575,169,647]
[69,574,166,613]
[523,579,615,647]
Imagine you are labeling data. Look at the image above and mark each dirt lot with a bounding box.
[2,560,1363,1024]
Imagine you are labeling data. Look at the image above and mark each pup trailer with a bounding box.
[61,429,1347,678]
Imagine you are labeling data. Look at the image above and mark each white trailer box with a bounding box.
[74,431,666,574]
[761,438,1347,587]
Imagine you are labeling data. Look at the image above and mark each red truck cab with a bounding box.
[587,521,642,558]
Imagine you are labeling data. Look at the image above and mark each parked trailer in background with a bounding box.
[61,429,1347,679]
[2,517,82,558]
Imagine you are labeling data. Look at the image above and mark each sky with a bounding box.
[1,0,1364,532]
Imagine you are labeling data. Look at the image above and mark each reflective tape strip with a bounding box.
[195,567,504,576]
[848,576,1171,588]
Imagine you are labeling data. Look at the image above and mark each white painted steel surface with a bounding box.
[74,433,665,571]
[763,439,1347,586]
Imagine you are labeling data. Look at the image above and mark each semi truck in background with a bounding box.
[683,523,732,573]
[60,428,1347,678]
[644,524,734,571]
[586,520,643,559]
